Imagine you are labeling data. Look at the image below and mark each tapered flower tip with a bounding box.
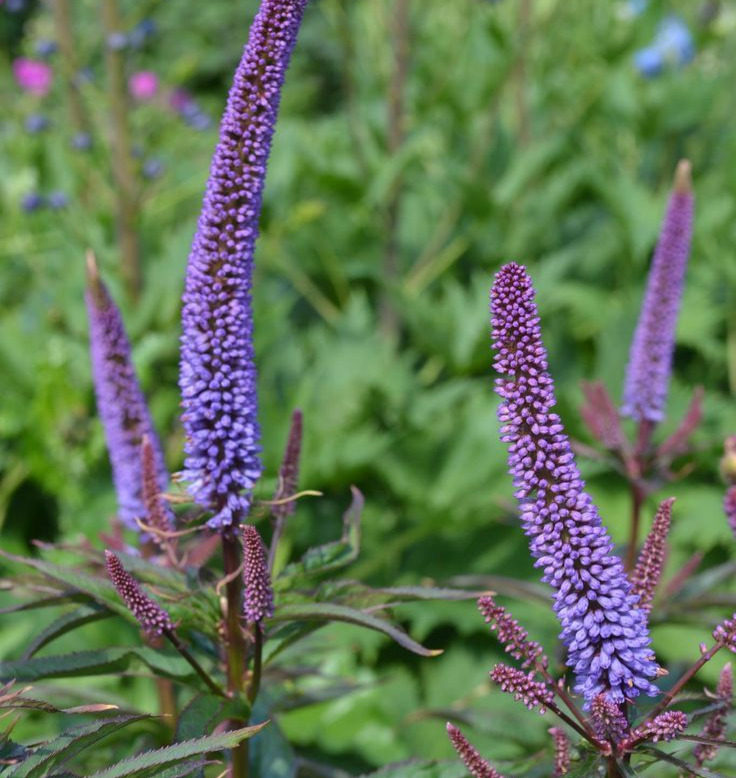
[446,723,505,778]
[104,550,173,636]
[85,250,108,308]
[673,159,692,194]
[243,524,274,623]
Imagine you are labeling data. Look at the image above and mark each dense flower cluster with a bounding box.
[242,524,274,623]
[489,664,554,713]
[86,254,169,530]
[446,723,505,778]
[591,694,629,747]
[477,595,547,669]
[621,710,688,750]
[631,498,674,612]
[179,0,308,530]
[622,161,694,424]
[105,551,173,636]
[490,263,660,704]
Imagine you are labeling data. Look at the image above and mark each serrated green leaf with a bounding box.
[270,602,440,657]
[0,648,195,684]
[175,695,223,743]
[8,715,148,778]
[83,723,268,778]
[23,604,112,659]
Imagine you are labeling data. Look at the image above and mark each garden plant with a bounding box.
[2,0,736,777]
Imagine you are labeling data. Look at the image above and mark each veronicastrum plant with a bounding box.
[0,1,476,776]
[443,169,736,777]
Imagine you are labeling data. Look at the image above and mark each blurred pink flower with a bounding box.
[13,58,53,96]
[129,71,159,101]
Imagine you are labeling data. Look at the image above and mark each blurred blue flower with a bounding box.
[185,111,213,131]
[130,18,157,48]
[35,40,58,58]
[48,191,69,210]
[21,193,45,212]
[25,114,50,134]
[634,46,663,78]
[627,0,648,16]
[655,16,695,66]
[74,68,95,86]
[106,32,128,51]
[142,158,164,179]
[6,0,27,12]
[71,132,93,151]
[634,15,694,78]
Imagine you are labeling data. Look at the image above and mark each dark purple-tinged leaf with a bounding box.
[639,747,729,778]
[446,574,551,604]
[84,723,268,778]
[680,734,736,749]
[250,697,296,778]
[270,602,440,657]
[275,488,363,587]
[656,386,704,459]
[7,714,149,778]
[23,605,112,659]
[174,694,223,743]
[0,648,195,685]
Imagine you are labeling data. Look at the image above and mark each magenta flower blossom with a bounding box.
[179,0,309,530]
[622,161,694,424]
[13,58,52,96]
[491,263,660,704]
[631,497,674,612]
[86,253,168,530]
[105,551,173,636]
[128,71,159,100]
[243,524,274,623]
[446,723,505,778]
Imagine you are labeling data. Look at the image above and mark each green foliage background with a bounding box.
[2,0,736,773]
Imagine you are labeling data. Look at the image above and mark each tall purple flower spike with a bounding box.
[622,160,694,424]
[86,252,168,531]
[179,0,309,531]
[491,263,660,704]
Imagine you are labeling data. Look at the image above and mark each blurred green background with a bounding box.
[2,0,736,773]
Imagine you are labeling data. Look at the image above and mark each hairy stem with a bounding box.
[164,629,227,699]
[222,534,249,778]
[100,0,142,300]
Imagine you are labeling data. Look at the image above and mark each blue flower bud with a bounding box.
[142,158,164,180]
[634,46,664,78]
[106,32,128,51]
[25,114,50,134]
[34,39,58,58]
[71,132,93,151]
[21,193,45,212]
[48,191,69,210]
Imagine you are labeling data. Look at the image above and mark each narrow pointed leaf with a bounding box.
[270,603,441,657]
[356,761,472,777]
[639,747,729,778]
[84,723,268,778]
[174,695,223,743]
[23,605,112,659]
[8,714,148,778]
[0,648,195,684]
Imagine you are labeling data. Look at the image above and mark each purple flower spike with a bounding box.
[105,550,173,636]
[591,694,629,747]
[243,524,274,623]
[272,408,303,520]
[548,727,570,777]
[631,497,674,612]
[477,595,547,670]
[141,435,175,539]
[694,663,732,767]
[489,664,554,713]
[490,263,660,704]
[179,0,309,530]
[621,710,688,750]
[86,252,168,531]
[622,161,694,424]
[446,723,505,778]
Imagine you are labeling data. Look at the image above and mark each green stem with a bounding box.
[51,0,89,137]
[247,624,263,705]
[100,0,142,300]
